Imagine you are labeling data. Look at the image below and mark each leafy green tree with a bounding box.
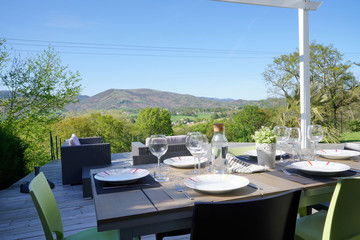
[227,106,268,142]
[135,108,174,139]
[0,40,82,174]
[53,115,93,139]
[54,113,130,153]
[0,45,81,128]
[263,43,358,142]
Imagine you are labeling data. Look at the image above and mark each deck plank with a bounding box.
[0,154,144,240]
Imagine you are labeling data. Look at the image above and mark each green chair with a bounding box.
[29,172,138,240]
[228,145,256,156]
[295,177,360,240]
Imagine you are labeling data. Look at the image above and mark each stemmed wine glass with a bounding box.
[307,125,324,161]
[149,135,168,182]
[285,127,301,162]
[186,132,208,174]
[197,134,209,172]
[273,126,287,162]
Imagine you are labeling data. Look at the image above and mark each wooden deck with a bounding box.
[0,143,344,240]
[0,152,189,240]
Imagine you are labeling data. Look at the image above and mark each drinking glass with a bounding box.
[285,127,301,162]
[273,126,287,162]
[149,135,168,182]
[186,132,207,174]
[197,134,209,171]
[307,125,324,161]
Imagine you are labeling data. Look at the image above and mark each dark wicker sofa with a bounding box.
[132,135,191,165]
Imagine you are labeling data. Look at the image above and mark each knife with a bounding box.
[103,183,151,190]
[248,183,263,190]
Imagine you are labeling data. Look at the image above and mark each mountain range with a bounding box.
[64,88,282,112]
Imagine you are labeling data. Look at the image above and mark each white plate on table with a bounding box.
[244,150,285,157]
[316,149,360,160]
[163,156,208,168]
[288,161,350,176]
[184,174,249,194]
[94,168,149,184]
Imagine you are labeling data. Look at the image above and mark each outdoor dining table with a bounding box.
[90,157,360,240]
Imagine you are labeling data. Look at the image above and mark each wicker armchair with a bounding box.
[60,137,111,185]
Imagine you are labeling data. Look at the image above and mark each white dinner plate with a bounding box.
[316,149,360,160]
[288,161,350,176]
[184,174,249,194]
[94,168,149,184]
[163,156,208,168]
[244,149,286,157]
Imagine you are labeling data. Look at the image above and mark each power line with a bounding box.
[5,37,358,59]
[5,42,282,55]
[3,37,285,55]
[12,49,274,59]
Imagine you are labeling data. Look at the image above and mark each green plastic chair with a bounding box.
[29,172,138,240]
[295,177,360,240]
[228,145,256,156]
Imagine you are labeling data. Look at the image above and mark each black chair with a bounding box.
[190,189,302,240]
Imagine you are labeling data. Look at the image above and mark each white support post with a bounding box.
[298,8,311,149]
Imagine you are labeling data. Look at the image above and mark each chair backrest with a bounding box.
[190,189,301,240]
[322,177,360,239]
[29,172,64,240]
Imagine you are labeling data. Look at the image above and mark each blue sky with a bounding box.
[1,0,359,100]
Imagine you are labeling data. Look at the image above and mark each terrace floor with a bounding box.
[0,142,344,240]
[0,152,190,240]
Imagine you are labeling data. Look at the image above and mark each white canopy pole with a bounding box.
[299,8,311,149]
[212,0,321,149]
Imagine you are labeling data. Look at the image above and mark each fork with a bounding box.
[175,183,193,200]
[282,168,302,177]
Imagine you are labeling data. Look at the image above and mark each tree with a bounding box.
[263,43,358,140]
[0,44,82,129]
[0,39,82,174]
[227,105,269,142]
[135,108,173,139]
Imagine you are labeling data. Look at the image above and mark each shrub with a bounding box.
[347,120,360,132]
[0,126,28,190]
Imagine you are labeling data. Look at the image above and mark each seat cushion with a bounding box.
[295,210,327,240]
[64,227,120,240]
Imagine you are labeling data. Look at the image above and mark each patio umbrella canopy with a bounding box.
[212,0,322,148]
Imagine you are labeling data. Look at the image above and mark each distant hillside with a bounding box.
[0,88,284,112]
[65,88,282,112]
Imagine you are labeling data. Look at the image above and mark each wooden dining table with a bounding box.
[90,157,360,240]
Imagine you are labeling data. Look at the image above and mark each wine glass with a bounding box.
[285,127,301,162]
[186,132,207,174]
[273,126,287,162]
[149,135,168,182]
[307,125,324,161]
[197,134,209,171]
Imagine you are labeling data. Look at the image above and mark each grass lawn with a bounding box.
[341,131,360,142]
